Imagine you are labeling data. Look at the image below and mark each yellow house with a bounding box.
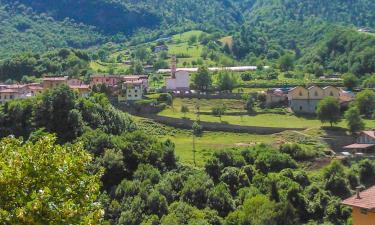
[342,185,375,225]
[43,76,68,89]
[0,89,20,103]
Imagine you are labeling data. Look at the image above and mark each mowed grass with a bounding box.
[160,98,375,129]
[161,130,275,166]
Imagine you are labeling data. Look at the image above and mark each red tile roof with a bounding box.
[342,185,375,210]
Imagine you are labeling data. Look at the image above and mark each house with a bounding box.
[154,45,168,53]
[118,81,144,102]
[0,89,20,103]
[342,186,375,225]
[288,86,341,114]
[265,88,288,107]
[68,78,83,86]
[90,75,121,87]
[121,75,149,90]
[26,84,44,97]
[343,131,375,154]
[69,85,90,97]
[165,55,190,91]
[43,76,68,89]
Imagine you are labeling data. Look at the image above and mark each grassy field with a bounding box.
[159,98,375,129]
[167,30,216,67]
[161,130,278,166]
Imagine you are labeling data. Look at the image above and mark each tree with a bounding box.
[181,105,190,118]
[355,90,375,117]
[207,182,235,217]
[192,66,212,91]
[316,97,341,127]
[342,73,359,90]
[279,54,294,72]
[217,72,237,92]
[212,105,226,122]
[192,121,203,167]
[0,135,103,224]
[188,35,198,46]
[345,106,365,134]
[226,195,279,225]
[245,97,255,114]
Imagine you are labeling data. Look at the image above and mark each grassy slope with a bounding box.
[160,98,375,129]
[163,130,275,166]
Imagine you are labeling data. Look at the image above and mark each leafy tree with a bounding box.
[181,105,190,118]
[193,66,212,91]
[358,159,375,187]
[212,105,226,122]
[226,195,279,225]
[217,72,237,92]
[345,106,365,134]
[188,35,198,45]
[181,172,214,209]
[342,73,359,90]
[0,135,103,224]
[355,90,375,117]
[245,97,255,114]
[363,74,375,88]
[279,54,294,72]
[207,182,235,217]
[316,97,341,127]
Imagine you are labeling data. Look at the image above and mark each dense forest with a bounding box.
[2,0,375,59]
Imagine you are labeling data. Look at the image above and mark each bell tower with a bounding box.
[171,55,177,78]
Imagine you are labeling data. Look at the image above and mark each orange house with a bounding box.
[342,186,375,225]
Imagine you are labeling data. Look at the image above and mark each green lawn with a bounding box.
[160,98,375,129]
[161,130,275,166]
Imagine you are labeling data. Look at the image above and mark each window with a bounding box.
[314,91,318,96]
[135,90,138,93]
[330,91,334,96]
[299,106,303,111]
[10,95,13,99]
[135,95,138,98]
[360,208,368,215]
[299,91,303,96]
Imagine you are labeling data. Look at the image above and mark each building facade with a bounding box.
[165,56,190,91]
[288,86,341,114]
[344,131,375,153]
[118,81,144,102]
[43,76,69,89]
[342,186,375,225]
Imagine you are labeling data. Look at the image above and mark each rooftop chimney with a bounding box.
[356,186,363,199]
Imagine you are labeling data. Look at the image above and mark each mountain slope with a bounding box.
[0,3,104,59]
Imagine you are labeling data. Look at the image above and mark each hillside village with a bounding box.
[1,1,375,222]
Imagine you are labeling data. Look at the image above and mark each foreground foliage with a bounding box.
[0,135,103,224]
